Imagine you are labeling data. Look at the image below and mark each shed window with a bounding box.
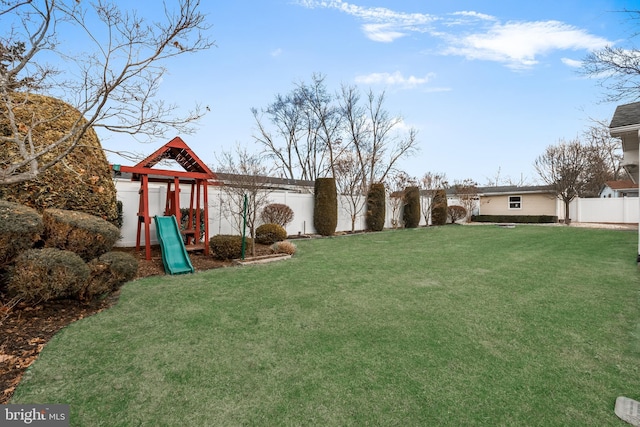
[509,196,522,209]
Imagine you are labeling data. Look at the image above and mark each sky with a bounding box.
[90,0,639,185]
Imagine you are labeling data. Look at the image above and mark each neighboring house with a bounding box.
[600,180,639,198]
[476,185,557,217]
[609,101,640,261]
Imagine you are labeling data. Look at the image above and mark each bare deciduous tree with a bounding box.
[334,152,367,232]
[385,171,415,229]
[534,139,591,224]
[453,178,478,222]
[1,0,213,184]
[420,172,447,225]
[216,144,274,256]
[252,75,419,188]
[582,10,640,102]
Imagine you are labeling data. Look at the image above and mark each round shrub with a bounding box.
[209,235,254,260]
[366,183,386,231]
[261,204,294,227]
[314,177,338,236]
[0,93,119,224]
[431,189,448,226]
[0,200,44,267]
[403,186,421,228]
[82,251,138,300]
[271,240,297,255]
[255,223,287,245]
[8,248,90,303]
[43,208,120,261]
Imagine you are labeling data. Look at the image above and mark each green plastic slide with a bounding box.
[154,215,195,275]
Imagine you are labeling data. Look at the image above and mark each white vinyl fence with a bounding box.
[113,178,428,247]
[562,197,639,224]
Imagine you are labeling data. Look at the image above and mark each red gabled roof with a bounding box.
[117,137,217,181]
[605,180,637,190]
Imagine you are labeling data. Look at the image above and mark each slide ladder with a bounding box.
[154,215,195,275]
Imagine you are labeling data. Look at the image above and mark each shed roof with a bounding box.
[604,180,637,190]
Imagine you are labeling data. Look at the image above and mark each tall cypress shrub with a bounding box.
[403,186,420,228]
[366,183,386,231]
[431,188,448,226]
[314,177,338,236]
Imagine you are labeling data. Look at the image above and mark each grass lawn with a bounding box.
[11,225,640,426]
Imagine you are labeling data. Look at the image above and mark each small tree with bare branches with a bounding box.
[1,0,212,184]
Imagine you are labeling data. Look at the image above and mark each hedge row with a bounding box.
[472,215,559,224]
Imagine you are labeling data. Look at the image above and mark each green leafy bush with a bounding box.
[0,200,44,267]
[83,251,138,300]
[261,204,294,227]
[255,223,287,245]
[314,178,337,236]
[366,183,386,231]
[271,240,297,255]
[43,208,120,261]
[209,235,254,260]
[430,189,448,226]
[447,205,467,224]
[403,186,421,228]
[8,248,90,303]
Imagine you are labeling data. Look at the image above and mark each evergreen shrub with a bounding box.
[209,235,254,260]
[313,178,337,236]
[366,183,386,231]
[43,208,120,261]
[0,200,44,267]
[431,189,448,226]
[255,223,287,245]
[83,251,138,300]
[8,248,89,302]
[403,186,421,228]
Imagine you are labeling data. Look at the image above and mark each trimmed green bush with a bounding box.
[261,204,294,227]
[431,189,448,226]
[83,251,138,300]
[209,235,254,260]
[403,186,421,228]
[448,205,467,224]
[0,200,44,267]
[255,223,287,245]
[8,248,90,302]
[472,215,559,224]
[366,183,386,231]
[314,178,338,236]
[43,208,120,261]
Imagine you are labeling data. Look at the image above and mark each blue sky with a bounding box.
[100,0,639,185]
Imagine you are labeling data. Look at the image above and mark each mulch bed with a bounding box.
[0,244,274,404]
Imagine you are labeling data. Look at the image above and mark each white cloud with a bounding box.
[561,58,583,67]
[362,23,406,43]
[443,21,610,70]
[355,71,435,88]
[297,1,613,71]
[297,0,437,42]
[270,48,283,57]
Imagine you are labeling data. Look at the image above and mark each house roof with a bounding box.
[476,185,555,196]
[604,180,637,190]
[610,102,640,130]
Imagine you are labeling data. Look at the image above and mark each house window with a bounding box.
[509,195,522,209]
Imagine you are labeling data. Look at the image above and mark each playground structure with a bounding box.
[112,137,219,263]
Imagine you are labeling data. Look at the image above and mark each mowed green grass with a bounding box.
[12,225,640,426]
